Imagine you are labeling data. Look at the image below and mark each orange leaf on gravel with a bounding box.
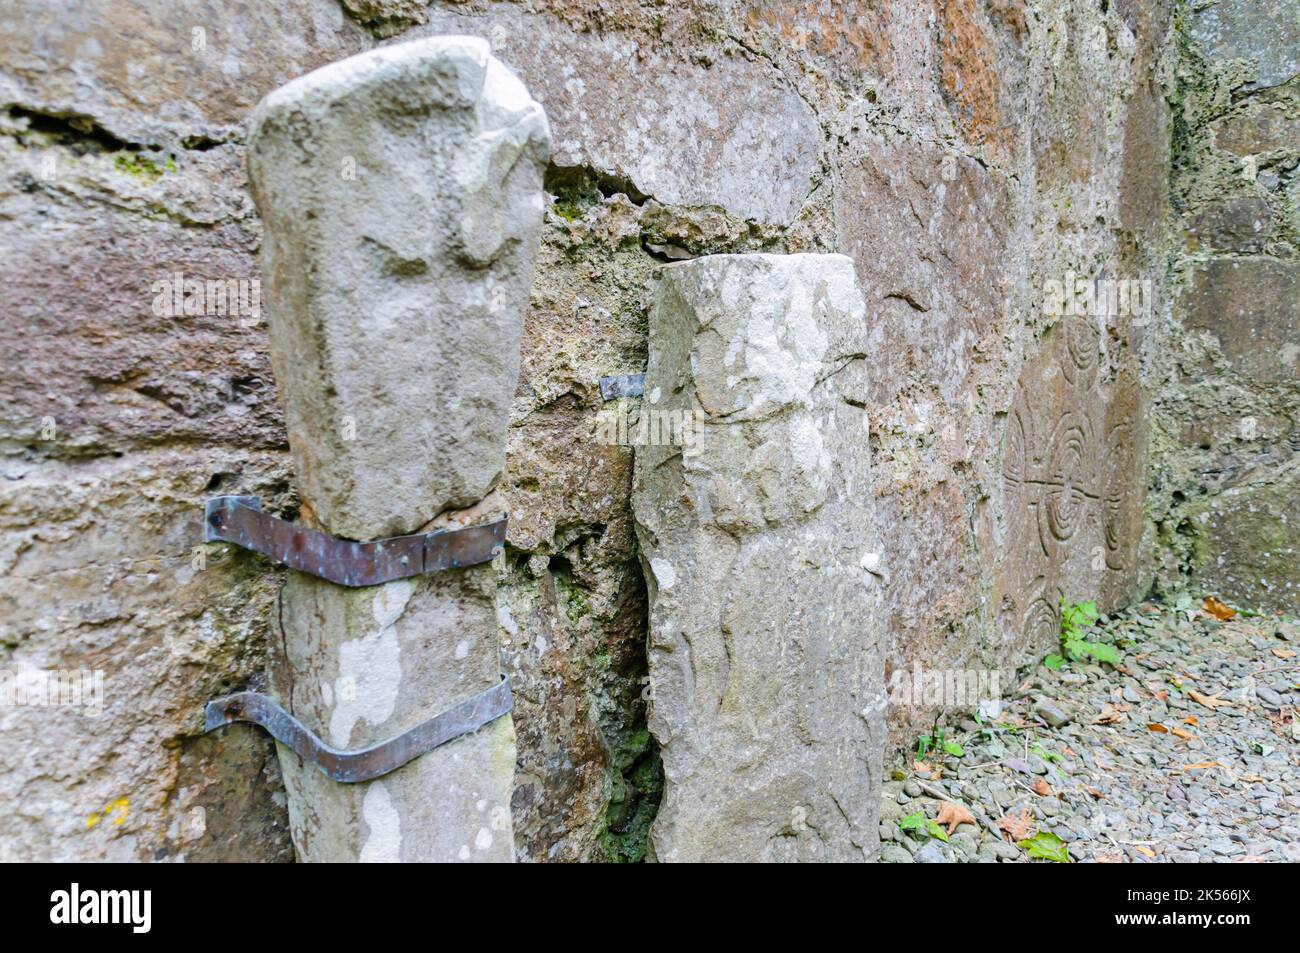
[1094,703,1127,725]
[1188,690,1232,710]
[1203,596,1236,621]
[1032,779,1054,797]
[936,802,976,835]
[996,808,1035,842]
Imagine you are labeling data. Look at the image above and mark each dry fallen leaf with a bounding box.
[1184,761,1224,772]
[1094,703,1128,725]
[1203,596,1236,621]
[1096,853,1124,863]
[1085,785,1105,800]
[996,808,1036,843]
[913,761,931,773]
[1032,778,1054,797]
[1188,690,1232,710]
[1171,726,1194,740]
[1182,715,1200,726]
[1154,690,1169,702]
[1273,648,1297,660]
[1134,845,1157,859]
[1147,723,1169,734]
[935,802,976,835]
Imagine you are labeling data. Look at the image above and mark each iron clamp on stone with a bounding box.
[203,495,507,587]
[201,494,513,782]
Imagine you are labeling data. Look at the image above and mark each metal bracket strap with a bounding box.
[204,496,507,587]
[204,677,513,783]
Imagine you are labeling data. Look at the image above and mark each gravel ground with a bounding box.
[880,600,1300,863]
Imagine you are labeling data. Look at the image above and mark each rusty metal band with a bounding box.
[204,495,507,587]
[203,677,513,784]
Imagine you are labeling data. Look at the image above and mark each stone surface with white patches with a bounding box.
[633,253,884,862]
[247,35,550,539]
[248,37,531,863]
[359,782,401,863]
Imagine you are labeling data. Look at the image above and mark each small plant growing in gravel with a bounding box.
[899,811,948,843]
[916,721,964,759]
[1044,599,1119,669]
[1029,742,1062,764]
[1018,831,1070,862]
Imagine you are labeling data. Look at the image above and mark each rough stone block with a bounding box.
[1192,0,1300,91]
[999,321,1149,654]
[274,565,515,862]
[1186,195,1274,253]
[0,449,293,862]
[1188,467,1300,614]
[1182,258,1300,386]
[0,0,369,145]
[244,37,547,863]
[633,253,883,862]
[417,6,821,224]
[1210,102,1300,157]
[247,36,550,540]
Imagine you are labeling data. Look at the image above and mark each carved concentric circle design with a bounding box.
[1044,412,1092,543]
[1022,580,1063,652]
[1101,400,1144,572]
[1061,316,1100,386]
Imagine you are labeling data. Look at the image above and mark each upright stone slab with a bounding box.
[248,35,549,541]
[633,254,885,862]
[245,37,549,862]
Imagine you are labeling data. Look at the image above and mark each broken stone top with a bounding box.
[252,35,546,145]
[247,37,551,540]
[656,253,867,424]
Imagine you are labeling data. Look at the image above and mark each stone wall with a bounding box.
[0,0,1209,863]
[1148,0,1300,615]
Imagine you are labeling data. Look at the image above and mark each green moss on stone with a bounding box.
[113,152,174,182]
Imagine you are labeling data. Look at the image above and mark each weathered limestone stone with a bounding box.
[633,254,884,862]
[833,136,1016,741]
[1209,103,1300,157]
[416,6,821,224]
[1182,258,1300,386]
[1186,195,1274,253]
[0,449,294,862]
[1187,466,1300,615]
[247,35,550,540]
[246,37,549,862]
[0,0,369,146]
[273,521,517,863]
[1191,0,1300,91]
[998,322,1149,656]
